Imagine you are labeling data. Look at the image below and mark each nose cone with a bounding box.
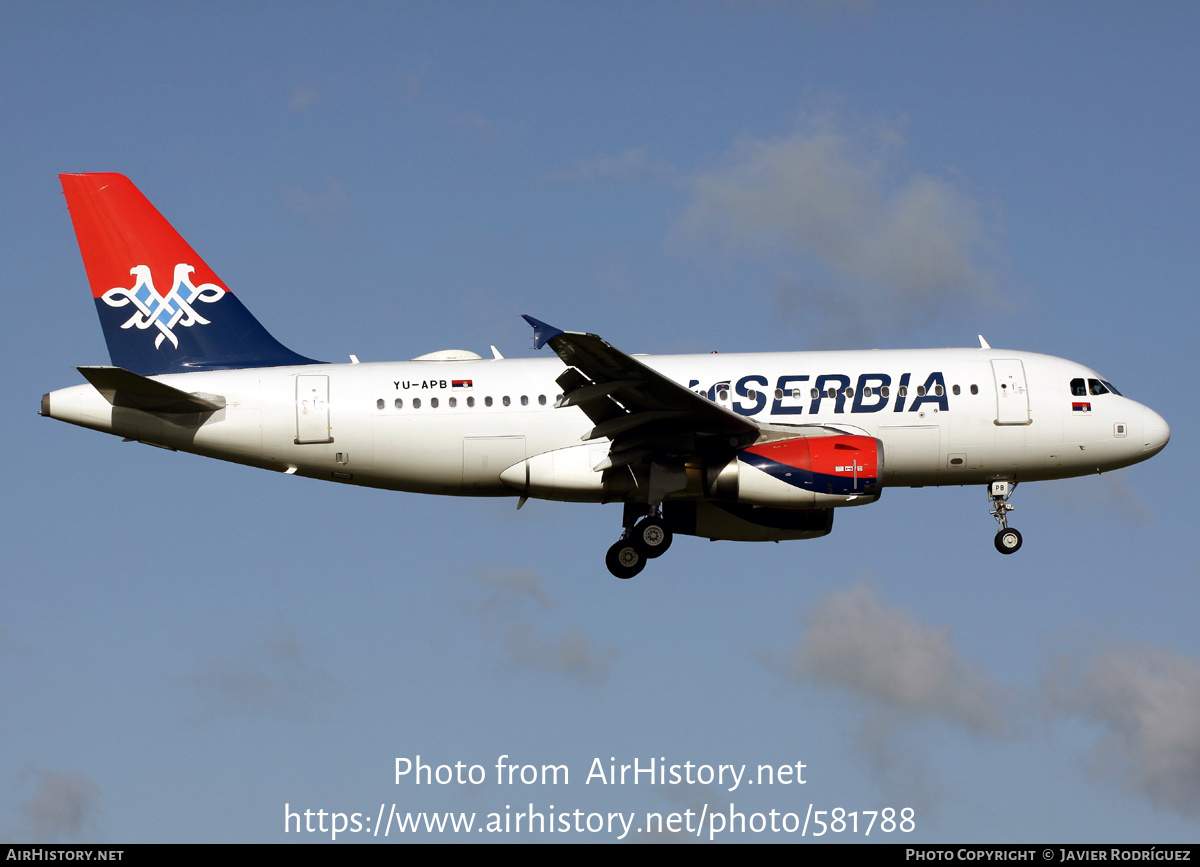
[1142,406,1170,456]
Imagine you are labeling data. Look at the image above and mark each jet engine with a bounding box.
[706,434,882,509]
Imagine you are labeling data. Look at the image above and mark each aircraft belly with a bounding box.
[366,413,578,495]
[371,415,463,492]
[463,436,526,492]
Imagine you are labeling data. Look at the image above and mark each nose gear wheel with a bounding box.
[988,481,1022,555]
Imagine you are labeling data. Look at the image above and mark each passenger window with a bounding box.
[863,387,873,398]
[485,396,493,407]
[845,388,854,398]
[898,386,907,397]
[538,395,547,406]
[774,388,784,400]
[952,385,960,396]
[376,399,384,410]
[467,396,475,407]
[792,389,801,399]
[1071,378,1087,397]
[935,385,944,397]
[810,388,819,399]
[827,388,836,399]
[503,396,511,407]
[916,385,926,397]
[521,395,529,406]
[413,398,421,409]
[394,398,403,409]
[881,386,890,398]
[449,397,457,408]
[970,384,978,395]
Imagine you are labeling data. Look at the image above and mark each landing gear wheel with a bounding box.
[987,481,1022,555]
[994,528,1022,554]
[634,518,672,558]
[606,539,645,579]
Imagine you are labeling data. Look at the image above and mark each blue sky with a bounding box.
[2,1,1198,843]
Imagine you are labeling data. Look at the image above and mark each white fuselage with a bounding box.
[44,347,1170,499]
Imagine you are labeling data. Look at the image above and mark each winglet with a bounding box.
[522,315,564,350]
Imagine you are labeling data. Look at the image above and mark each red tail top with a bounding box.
[60,173,228,300]
[59,173,318,374]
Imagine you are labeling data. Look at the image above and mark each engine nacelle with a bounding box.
[663,501,833,542]
[708,434,883,508]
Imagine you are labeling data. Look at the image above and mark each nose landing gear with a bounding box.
[989,481,1022,554]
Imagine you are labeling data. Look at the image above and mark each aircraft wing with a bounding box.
[523,316,759,470]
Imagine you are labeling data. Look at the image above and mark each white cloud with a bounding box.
[1043,473,1153,527]
[390,63,428,102]
[557,147,670,182]
[287,86,319,113]
[185,619,342,719]
[16,770,101,842]
[281,178,351,218]
[1046,643,1200,819]
[466,568,617,684]
[779,585,1008,733]
[771,585,1011,807]
[675,115,999,339]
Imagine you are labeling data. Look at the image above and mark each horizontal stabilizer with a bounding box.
[76,366,225,413]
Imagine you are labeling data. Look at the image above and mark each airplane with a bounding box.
[41,173,1171,579]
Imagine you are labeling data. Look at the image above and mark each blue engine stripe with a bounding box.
[739,453,877,496]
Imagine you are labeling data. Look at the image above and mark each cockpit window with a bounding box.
[1101,379,1122,396]
[1071,378,1087,397]
[1088,378,1109,396]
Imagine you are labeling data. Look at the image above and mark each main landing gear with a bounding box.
[988,481,1022,554]
[606,504,673,579]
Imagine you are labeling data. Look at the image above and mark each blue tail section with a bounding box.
[62,173,323,375]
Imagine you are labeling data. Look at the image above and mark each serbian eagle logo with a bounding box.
[100,264,224,349]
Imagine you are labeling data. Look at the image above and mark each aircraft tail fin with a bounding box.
[60,173,321,375]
